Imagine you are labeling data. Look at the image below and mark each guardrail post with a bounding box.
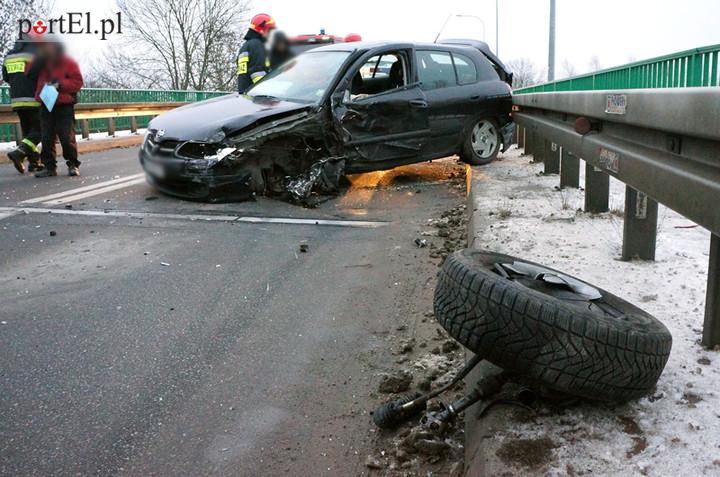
[517,125,525,149]
[560,149,580,188]
[107,118,116,136]
[702,234,720,347]
[524,129,534,156]
[534,137,546,163]
[584,163,609,213]
[621,186,658,260]
[81,119,90,139]
[130,117,138,134]
[544,141,560,174]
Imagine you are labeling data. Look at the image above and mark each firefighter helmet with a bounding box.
[249,13,276,36]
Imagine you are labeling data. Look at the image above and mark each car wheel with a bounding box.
[434,249,672,402]
[460,118,501,166]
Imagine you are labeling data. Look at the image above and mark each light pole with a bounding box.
[548,0,556,81]
[495,0,499,56]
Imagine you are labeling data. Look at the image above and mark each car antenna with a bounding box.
[434,14,486,43]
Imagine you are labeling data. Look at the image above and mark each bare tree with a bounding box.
[588,55,602,72]
[560,59,576,79]
[506,58,543,88]
[93,0,251,91]
[0,0,51,61]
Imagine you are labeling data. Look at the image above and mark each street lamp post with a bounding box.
[548,0,556,81]
[496,0,499,56]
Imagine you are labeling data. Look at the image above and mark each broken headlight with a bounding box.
[177,142,239,163]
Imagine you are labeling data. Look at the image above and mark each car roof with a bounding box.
[309,40,481,54]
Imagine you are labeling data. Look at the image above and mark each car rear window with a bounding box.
[416,50,456,91]
[416,49,499,90]
[452,53,477,84]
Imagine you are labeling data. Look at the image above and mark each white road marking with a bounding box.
[0,207,387,228]
[20,173,146,204]
[0,210,19,221]
[44,177,147,205]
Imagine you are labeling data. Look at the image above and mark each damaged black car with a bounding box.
[139,40,514,202]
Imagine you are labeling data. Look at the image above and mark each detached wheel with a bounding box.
[460,118,501,166]
[434,249,672,402]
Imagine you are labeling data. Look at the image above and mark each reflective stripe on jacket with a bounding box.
[2,43,40,109]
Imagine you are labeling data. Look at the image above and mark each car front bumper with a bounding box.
[139,147,254,202]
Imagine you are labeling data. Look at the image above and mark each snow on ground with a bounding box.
[473,146,719,476]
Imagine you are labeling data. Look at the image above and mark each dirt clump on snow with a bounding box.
[496,435,558,469]
[428,204,468,262]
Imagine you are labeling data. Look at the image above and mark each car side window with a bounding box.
[452,53,477,85]
[349,52,407,101]
[416,50,456,91]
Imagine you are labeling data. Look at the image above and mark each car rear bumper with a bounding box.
[500,121,515,152]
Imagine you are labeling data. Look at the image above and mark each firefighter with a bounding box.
[237,13,276,93]
[2,32,43,174]
[31,39,84,178]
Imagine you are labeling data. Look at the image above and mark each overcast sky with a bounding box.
[54,0,720,80]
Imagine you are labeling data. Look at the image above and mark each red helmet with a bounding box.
[249,13,276,36]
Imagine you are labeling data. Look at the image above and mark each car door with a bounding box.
[331,47,430,171]
[415,49,472,157]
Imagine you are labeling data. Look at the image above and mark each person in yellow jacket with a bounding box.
[2,33,43,174]
[237,13,276,93]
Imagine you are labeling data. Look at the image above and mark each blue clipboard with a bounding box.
[39,83,59,112]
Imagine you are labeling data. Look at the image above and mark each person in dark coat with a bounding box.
[237,13,276,93]
[31,39,84,177]
[2,33,43,174]
[269,31,294,71]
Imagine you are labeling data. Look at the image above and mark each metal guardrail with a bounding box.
[0,87,229,141]
[515,44,720,94]
[0,86,228,104]
[513,86,720,347]
[0,101,194,140]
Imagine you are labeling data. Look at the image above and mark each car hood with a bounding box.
[148,94,312,142]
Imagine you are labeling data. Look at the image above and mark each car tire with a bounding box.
[433,249,672,402]
[459,118,501,166]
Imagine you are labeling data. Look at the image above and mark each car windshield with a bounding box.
[247,51,350,104]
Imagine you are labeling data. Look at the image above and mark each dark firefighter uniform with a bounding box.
[2,40,42,174]
[237,29,271,93]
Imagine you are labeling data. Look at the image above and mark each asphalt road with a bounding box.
[0,147,466,476]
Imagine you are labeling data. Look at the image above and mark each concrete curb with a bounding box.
[462,163,513,477]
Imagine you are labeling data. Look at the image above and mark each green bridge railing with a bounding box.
[0,87,228,104]
[515,44,720,94]
[1,87,229,142]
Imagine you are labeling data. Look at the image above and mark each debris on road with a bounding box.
[427,203,467,262]
[378,370,413,394]
[299,244,309,253]
[49,231,56,237]
[160,262,170,267]
[414,238,428,248]
[364,455,384,469]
